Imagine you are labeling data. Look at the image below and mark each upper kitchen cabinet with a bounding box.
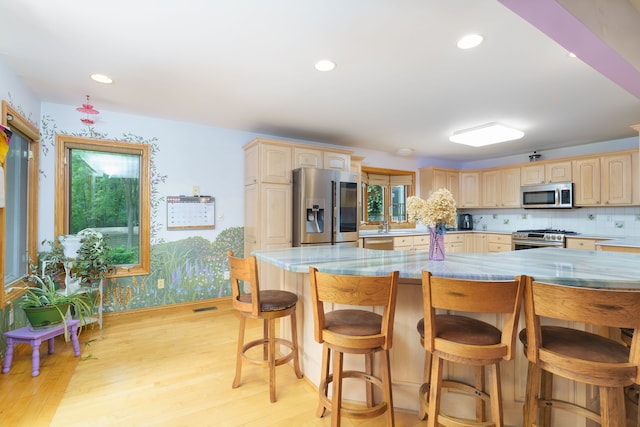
[323,151,351,171]
[419,167,459,202]
[573,149,638,206]
[293,147,323,169]
[521,160,572,185]
[244,138,293,185]
[482,167,521,208]
[458,171,481,208]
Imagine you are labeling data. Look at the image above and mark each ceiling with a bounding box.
[1,0,639,163]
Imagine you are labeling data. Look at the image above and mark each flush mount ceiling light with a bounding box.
[314,59,336,72]
[90,73,113,84]
[457,34,484,49]
[449,122,524,147]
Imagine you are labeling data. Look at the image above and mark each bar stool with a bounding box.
[309,267,399,427]
[417,271,524,427]
[520,277,640,427]
[227,251,303,402]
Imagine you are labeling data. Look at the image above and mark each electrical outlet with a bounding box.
[192,186,200,196]
[224,271,230,280]
[157,279,165,289]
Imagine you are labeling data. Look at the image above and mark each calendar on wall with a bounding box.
[166,196,215,230]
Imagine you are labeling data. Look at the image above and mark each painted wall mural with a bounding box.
[38,116,244,312]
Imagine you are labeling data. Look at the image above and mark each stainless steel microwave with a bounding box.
[521,182,573,209]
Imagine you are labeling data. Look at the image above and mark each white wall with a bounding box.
[0,58,41,133]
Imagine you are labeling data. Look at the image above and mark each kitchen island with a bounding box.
[252,247,640,425]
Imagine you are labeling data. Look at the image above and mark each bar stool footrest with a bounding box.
[240,337,296,367]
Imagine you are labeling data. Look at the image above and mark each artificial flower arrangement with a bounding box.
[406,188,458,234]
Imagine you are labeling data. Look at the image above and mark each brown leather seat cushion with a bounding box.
[325,309,382,336]
[238,290,298,312]
[417,315,501,345]
[519,326,630,363]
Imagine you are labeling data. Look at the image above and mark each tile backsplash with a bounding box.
[461,206,640,237]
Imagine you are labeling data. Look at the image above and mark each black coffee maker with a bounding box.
[458,213,473,230]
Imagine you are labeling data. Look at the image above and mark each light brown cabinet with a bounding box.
[444,233,465,253]
[521,161,572,185]
[573,151,636,206]
[293,147,323,169]
[487,233,511,252]
[566,237,608,251]
[459,171,481,208]
[393,235,429,251]
[419,167,459,202]
[597,245,640,254]
[481,167,521,208]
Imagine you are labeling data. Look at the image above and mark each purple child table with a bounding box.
[2,319,81,377]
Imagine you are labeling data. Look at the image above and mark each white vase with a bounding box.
[59,234,82,258]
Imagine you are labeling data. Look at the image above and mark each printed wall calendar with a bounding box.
[166,196,215,229]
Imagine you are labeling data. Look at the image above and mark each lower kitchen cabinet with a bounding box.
[566,237,608,251]
[487,233,512,252]
[444,233,465,253]
[394,235,429,251]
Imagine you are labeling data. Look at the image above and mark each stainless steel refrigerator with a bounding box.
[292,168,359,247]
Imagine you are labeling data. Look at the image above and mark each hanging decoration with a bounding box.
[0,124,12,164]
[76,95,100,125]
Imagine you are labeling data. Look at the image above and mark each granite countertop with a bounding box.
[253,246,640,290]
[595,237,640,248]
[359,229,509,238]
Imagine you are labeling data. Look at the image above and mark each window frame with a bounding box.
[360,166,415,230]
[1,101,40,305]
[55,135,150,277]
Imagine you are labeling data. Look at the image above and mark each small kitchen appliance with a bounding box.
[458,213,473,230]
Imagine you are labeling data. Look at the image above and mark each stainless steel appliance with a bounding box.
[511,229,577,250]
[521,182,573,209]
[292,168,359,247]
[458,213,473,230]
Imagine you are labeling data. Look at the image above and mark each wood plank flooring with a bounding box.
[1,300,427,426]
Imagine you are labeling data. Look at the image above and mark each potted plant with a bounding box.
[40,228,114,289]
[18,274,93,338]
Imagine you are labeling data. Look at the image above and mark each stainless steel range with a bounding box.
[511,229,577,250]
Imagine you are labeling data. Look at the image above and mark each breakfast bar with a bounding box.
[252,246,640,425]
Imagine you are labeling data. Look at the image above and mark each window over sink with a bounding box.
[361,166,415,229]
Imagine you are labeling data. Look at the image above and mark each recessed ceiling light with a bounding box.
[449,122,524,147]
[314,59,336,72]
[90,74,113,84]
[395,148,414,156]
[457,34,484,50]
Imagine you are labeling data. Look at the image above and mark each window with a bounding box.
[55,135,150,277]
[360,167,415,228]
[1,101,39,304]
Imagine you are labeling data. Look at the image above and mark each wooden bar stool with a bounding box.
[417,271,525,427]
[520,277,640,427]
[309,267,399,427]
[227,251,303,403]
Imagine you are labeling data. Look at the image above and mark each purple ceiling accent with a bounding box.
[499,0,640,99]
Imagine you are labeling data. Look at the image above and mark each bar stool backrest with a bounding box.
[524,277,640,384]
[227,251,261,317]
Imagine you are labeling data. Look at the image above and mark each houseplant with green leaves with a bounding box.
[19,274,93,338]
[40,228,114,289]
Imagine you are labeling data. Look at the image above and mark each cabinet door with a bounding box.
[261,183,292,247]
[459,172,481,208]
[601,153,632,205]
[446,171,460,203]
[501,167,521,207]
[481,170,500,208]
[393,236,413,251]
[566,238,599,251]
[260,144,292,183]
[323,151,350,171]
[244,145,259,186]
[573,158,600,206]
[545,161,572,183]
[244,184,258,255]
[521,164,545,185]
[293,147,323,169]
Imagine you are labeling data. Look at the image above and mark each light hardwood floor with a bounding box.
[1,300,428,426]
